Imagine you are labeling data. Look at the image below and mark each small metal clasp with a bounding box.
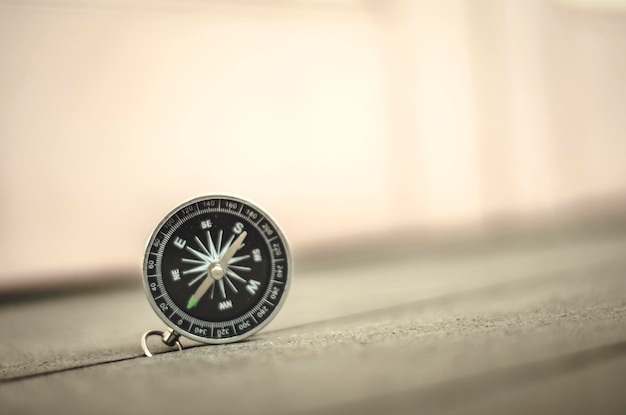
[141,328,183,357]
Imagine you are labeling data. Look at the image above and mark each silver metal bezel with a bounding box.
[141,193,293,345]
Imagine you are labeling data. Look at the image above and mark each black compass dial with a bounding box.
[143,195,291,343]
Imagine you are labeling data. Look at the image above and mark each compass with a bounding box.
[141,194,292,356]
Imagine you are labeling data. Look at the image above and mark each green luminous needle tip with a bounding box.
[187,297,198,309]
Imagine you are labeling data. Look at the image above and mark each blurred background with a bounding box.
[0,0,625,290]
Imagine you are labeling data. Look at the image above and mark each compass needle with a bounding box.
[187,296,198,309]
[142,195,291,353]
[220,235,235,258]
[186,273,215,309]
[188,271,207,287]
[187,230,247,307]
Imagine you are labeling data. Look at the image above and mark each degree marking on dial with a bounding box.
[263,299,275,307]
[155,294,165,300]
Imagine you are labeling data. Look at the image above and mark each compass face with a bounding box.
[143,195,291,344]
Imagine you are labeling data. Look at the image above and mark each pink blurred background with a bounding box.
[1,0,625,289]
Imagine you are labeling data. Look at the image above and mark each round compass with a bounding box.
[141,194,291,355]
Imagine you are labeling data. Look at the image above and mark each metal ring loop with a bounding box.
[141,330,183,357]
